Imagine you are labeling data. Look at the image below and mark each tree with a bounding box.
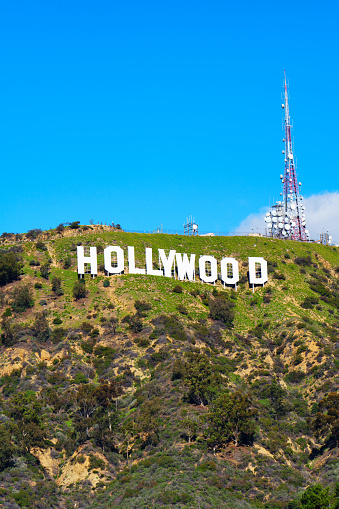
[9,393,47,452]
[40,262,51,280]
[0,317,16,347]
[32,312,50,342]
[51,277,63,296]
[183,352,222,406]
[11,285,34,313]
[261,381,289,419]
[0,252,23,286]
[26,228,42,240]
[181,413,199,443]
[136,397,161,446]
[312,393,339,447]
[69,221,80,229]
[205,391,257,449]
[0,425,15,471]
[209,296,235,327]
[299,484,331,508]
[55,223,65,234]
[73,382,121,448]
[72,279,87,300]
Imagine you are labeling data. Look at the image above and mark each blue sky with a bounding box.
[0,0,338,236]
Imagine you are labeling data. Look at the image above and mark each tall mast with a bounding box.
[281,71,309,241]
[265,73,309,241]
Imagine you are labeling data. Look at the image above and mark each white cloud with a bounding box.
[235,192,339,244]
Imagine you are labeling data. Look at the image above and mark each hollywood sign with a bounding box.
[77,246,268,287]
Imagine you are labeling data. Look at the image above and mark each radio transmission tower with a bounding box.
[265,72,309,241]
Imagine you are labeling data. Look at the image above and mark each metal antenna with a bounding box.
[264,73,309,241]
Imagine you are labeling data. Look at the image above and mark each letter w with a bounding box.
[175,253,196,281]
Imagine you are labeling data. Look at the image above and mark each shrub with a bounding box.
[294,256,312,267]
[69,221,80,229]
[11,285,34,313]
[73,280,87,300]
[35,241,47,251]
[51,327,67,344]
[103,279,110,287]
[0,252,23,286]
[39,299,47,306]
[134,300,152,314]
[29,259,40,266]
[173,285,183,293]
[284,371,306,384]
[32,312,50,342]
[51,277,63,295]
[73,372,88,384]
[63,257,72,269]
[40,262,51,280]
[209,296,235,327]
[26,228,42,239]
[176,304,188,315]
[56,223,65,233]
[53,317,62,325]
[34,282,42,289]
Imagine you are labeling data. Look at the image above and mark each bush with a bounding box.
[32,312,50,342]
[294,256,312,267]
[73,372,88,384]
[73,280,87,300]
[51,277,63,295]
[284,371,306,384]
[51,327,67,344]
[56,223,65,233]
[176,304,188,315]
[34,282,42,289]
[63,257,72,269]
[26,228,42,239]
[35,241,47,251]
[103,279,110,287]
[209,296,235,327]
[40,262,51,280]
[11,285,34,313]
[173,285,183,293]
[53,317,62,325]
[69,221,80,229]
[0,252,23,286]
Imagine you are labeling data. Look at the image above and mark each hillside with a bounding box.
[0,226,339,508]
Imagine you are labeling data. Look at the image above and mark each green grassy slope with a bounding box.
[0,229,339,508]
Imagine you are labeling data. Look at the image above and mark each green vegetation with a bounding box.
[0,228,338,507]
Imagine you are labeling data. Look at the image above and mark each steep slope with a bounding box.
[0,228,339,508]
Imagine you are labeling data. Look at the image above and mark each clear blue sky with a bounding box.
[0,0,338,234]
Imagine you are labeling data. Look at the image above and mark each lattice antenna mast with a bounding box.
[264,73,309,241]
[280,72,309,241]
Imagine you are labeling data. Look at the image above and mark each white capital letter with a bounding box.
[146,248,163,276]
[104,246,124,274]
[77,246,97,275]
[199,255,217,283]
[175,253,195,281]
[220,257,239,285]
[158,249,176,278]
[128,246,145,275]
[248,257,268,285]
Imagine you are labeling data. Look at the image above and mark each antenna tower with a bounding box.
[265,73,309,241]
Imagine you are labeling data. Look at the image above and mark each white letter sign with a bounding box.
[104,246,124,274]
[248,257,268,285]
[77,246,97,276]
[199,255,218,283]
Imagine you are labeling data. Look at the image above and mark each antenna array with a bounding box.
[265,73,309,241]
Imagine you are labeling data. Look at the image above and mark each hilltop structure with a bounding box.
[265,73,310,241]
